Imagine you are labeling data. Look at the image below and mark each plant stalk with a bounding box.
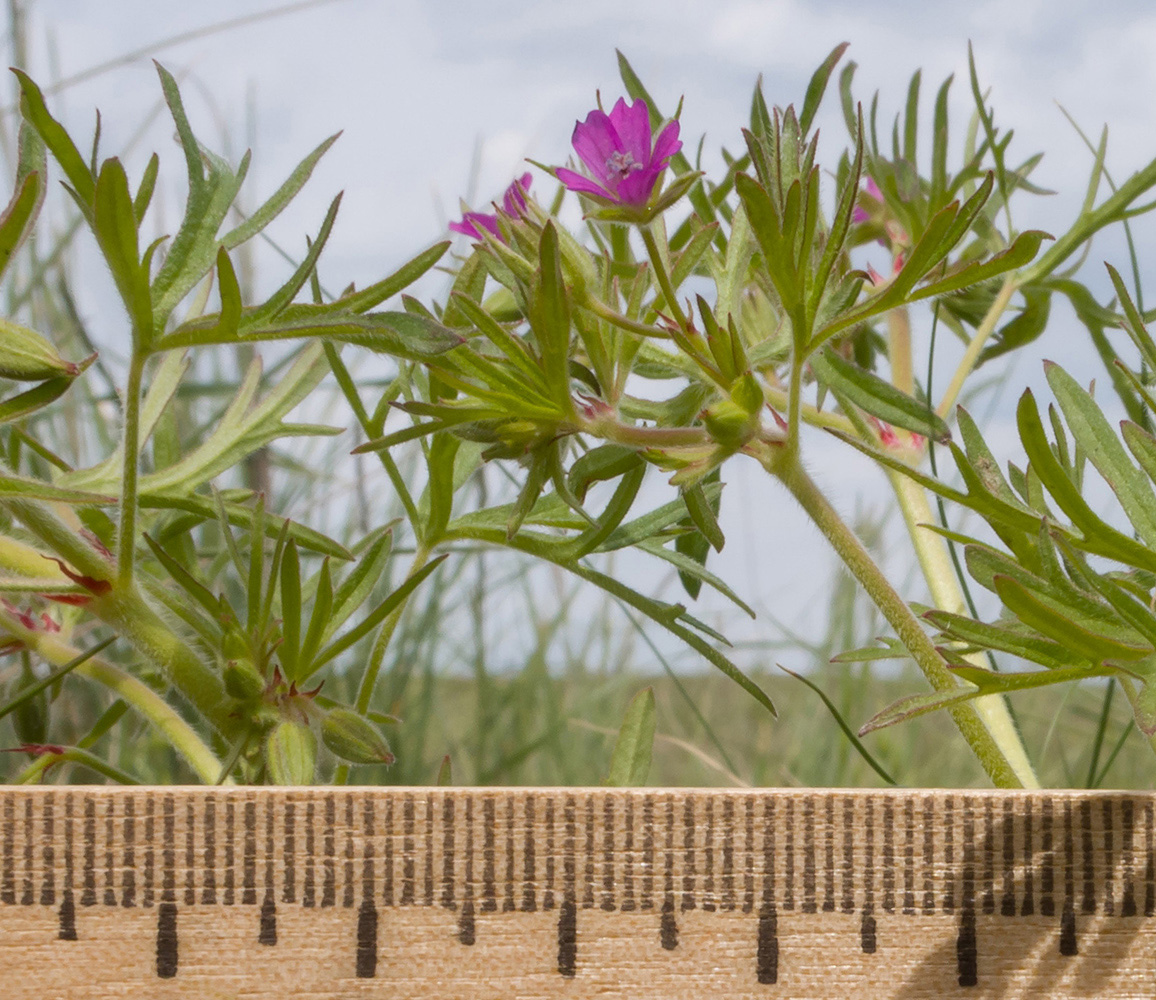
[117,351,146,587]
[766,450,1027,787]
[887,469,1039,787]
[936,277,1017,419]
[1,621,229,784]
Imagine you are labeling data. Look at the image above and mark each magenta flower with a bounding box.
[450,173,533,242]
[852,176,884,224]
[501,172,532,217]
[556,97,681,208]
[449,211,503,242]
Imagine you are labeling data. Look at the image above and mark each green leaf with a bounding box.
[1106,263,1156,371]
[423,433,460,545]
[329,527,393,631]
[145,65,256,329]
[137,344,338,497]
[311,555,448,671]
[681,480,724,552]
[143,533,222,619]
[636,537,755,618]
[1047,361,1156,548]
[811,349,951,442]
[859,662,1108,734]
[977,285,1051,366]
[993,574,1151,663]
[448,293,552,397]
[299,558,333,677]
[604,687,656,787]
[146,492,350,560]
[809,105,863,319]
[1122,420,1156,488]
[0,471,113,505]
[1017,388,1156,571]
[799,42,850,136]
[567,445,643,503]
[0,170,41,284]
[1023,154,1156,285]
[529,222,572,407]
[279,538,302,680]
[778,665,896,784]
[924,608,1075,670]
[222,132,341,249]
[0,365,90,424]
[337,242,450,314]
[93,158,153,348]
[507,448,554,540]
[12,69,94,211]
[564,461,646,560]
[735,172,802,319]
[133,153,159,223]
[249,194,343,325]
[908,230,1049,303]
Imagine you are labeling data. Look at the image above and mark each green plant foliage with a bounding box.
[4,35,1156,791]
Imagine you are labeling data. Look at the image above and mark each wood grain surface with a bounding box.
[1,787,1154,998]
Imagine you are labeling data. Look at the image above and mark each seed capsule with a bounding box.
[223,658,265,701]
[321,709,395,765]
[265,720,316,785]
[0,318,78,382]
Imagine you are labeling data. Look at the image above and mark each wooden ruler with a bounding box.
[1,787,1155,998]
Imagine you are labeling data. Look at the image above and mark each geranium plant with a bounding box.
[2,43,1156,788]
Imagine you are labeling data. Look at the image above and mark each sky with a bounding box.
[18,0,1156,673]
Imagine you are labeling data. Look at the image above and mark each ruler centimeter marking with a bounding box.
[2,788,1156,999]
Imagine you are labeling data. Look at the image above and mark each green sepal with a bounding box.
[265,720,316,785]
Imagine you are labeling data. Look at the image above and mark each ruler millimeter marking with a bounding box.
[1,788,1155,999]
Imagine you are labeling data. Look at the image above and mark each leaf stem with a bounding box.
[887,468,1040,787]
[0,620,229,784]
[935,276,1017,419]
[763,448,1027,787]
[117,350,146,587]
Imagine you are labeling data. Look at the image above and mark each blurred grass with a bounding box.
[358,661,1152,789]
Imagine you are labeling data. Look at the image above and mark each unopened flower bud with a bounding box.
[10,661,48,747]
[321,709,395,765]
[0,318,78,382]
[702,398,757,450]
[265,720,316,785]
[223,658,265,701]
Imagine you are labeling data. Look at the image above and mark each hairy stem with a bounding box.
[764,450,1027,787]
[888,470,1040,787]
[117,351,147,587]
[2,621,229,784]
[936,277,1017,419]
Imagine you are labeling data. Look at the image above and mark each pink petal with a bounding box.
[615,168,656,207]
[449,211,502,241]
[650,121,682,170]
[571,109,620,182]
[501,172,532,216]
[556,166,611,199]
[609,97,653,162]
